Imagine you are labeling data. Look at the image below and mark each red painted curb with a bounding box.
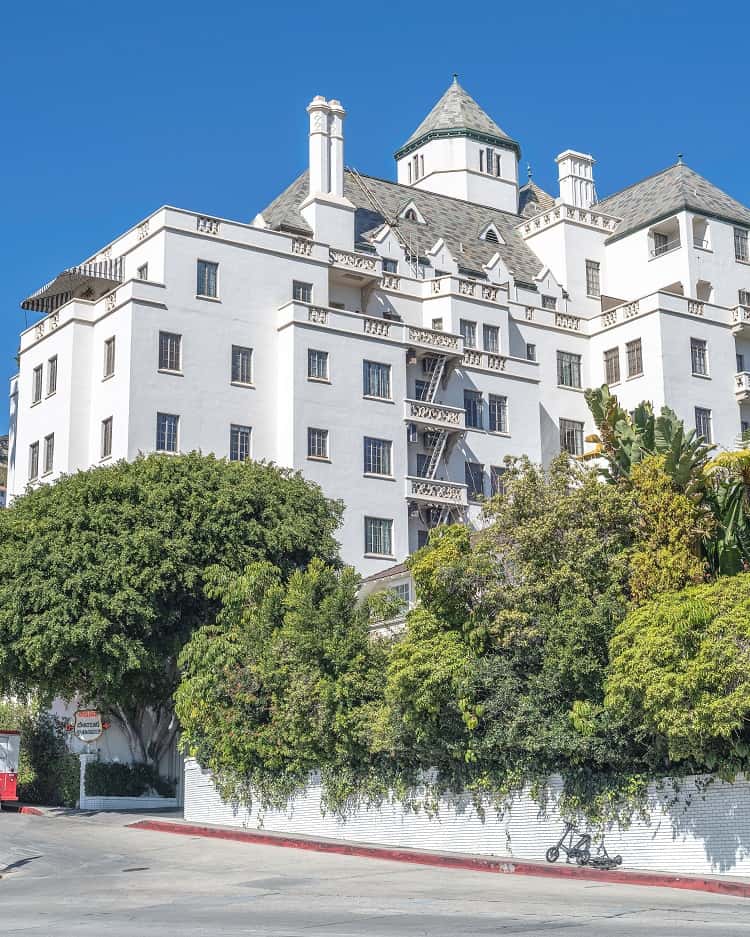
[1,803,44,816]
[128,819,750,899]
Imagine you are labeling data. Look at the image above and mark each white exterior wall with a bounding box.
[184,758,750,878]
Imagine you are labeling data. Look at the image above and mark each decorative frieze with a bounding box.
[408,478,465,504]
[525,306,534,321]
[136,221,150,241]
[601,309,618,328]
[486,354,507,371]
[463,350,482,367]
[291,237,313,256]
[363,317,391,337]
[105,292,117,312]
[431,279,442,294]
[34,322,45,339]
[381,274,401,291]
[520,204,619,238]
[458,279,476,296]
[329,248,378,273]
[481,285,499,302]
[622,300,640,319]
[688,300,705,316]
[407,327,460,351]
[47,312,59,331]
[407,400,463,427]
[307,306,328,325]
[555,312,582,331]
[197,216,220,235]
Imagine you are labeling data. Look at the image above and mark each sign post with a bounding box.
[73,710,103,744]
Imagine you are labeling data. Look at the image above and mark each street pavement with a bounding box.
[1,811,749,936]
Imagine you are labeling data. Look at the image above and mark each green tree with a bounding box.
[176,559,387,811]
[605,573,750,770]
[0,454,342,768]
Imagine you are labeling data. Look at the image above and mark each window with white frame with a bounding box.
[392,582,411,609]
[464,390,484,429]
[460,319,477,348]
[308,349,329,381]
[158,331,181,372]
[197,260,218,297]
[483,324,499,353]
[557,351,582,388]
[103,337,116,378]
[465,461,485,500]
[691,338,709,376]
[739,289,750,307]
[479,147,501,176]
[431,318,443,331]
[560,418,584,456]
[293,280,313,303]
[488,394,508,433]
[626,338,643,377]
[47,355,57,395]
[735,228,749,263]
[137,263,149,280]
[363,437,392,476]
[307,427,329,460]
[585,260,601,298]
[32,364,43,404]
[229,424,252,461]
[231,345,253,385]
[365,516,393,556]
[542,294,557,310]
[363,360,391,399]
[526,342,536,361]
[382,258,397,274]
[156,412,179,452]
[43,433,54,475]
[490,465,506,496]
[695,407,712,442]
[603,347,620,385]
[28,441,39,480]
[101,417,113,459]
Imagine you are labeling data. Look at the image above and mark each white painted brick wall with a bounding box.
[184,758,750,877]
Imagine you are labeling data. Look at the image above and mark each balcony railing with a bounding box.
[404,399,466,431]
[735,372,750,400]
[650,238,681,258]
[407,325,462,354]
[732,306,750,333]
[405,476,468,507]
[329,248,379,275]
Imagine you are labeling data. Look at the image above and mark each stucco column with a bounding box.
[307,96,331,196]
[328,99,346,198]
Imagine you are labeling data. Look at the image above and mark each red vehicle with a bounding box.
[0,730,20,802]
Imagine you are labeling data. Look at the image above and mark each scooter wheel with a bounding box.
[545,847,560,863]
[576,848,590,866]
[614,855,622,865]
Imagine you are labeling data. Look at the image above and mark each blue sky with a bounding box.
[1,0,748,434]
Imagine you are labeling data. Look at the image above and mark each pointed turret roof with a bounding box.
[395,76,520,159]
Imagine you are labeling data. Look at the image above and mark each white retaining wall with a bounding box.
[184,758,750,877]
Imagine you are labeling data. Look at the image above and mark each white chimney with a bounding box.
[328,99,345,198]
[307,95,331,196]
[556,150,596,209]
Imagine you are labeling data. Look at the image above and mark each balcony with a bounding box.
[328,248,380,283]
[406,325,463,358]
[404,399,465,431]
[732,305,750,336]
[736,372,750,402]
[405,476,468,508]
[21,257,124,315]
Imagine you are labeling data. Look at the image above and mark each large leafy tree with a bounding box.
[0,454,342,767]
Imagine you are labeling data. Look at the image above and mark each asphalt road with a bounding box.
[1,811,749,936]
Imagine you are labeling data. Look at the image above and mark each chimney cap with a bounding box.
[555,149,596,165]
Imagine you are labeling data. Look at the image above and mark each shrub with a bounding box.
[84,760,176,798]
[16,711,79,807]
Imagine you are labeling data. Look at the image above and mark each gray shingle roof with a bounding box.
[595,162,750,241]
[518,181,556,219]
[395,77,520,159]
[257,169,544,283]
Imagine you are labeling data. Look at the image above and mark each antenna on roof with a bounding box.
[527,163,533,182]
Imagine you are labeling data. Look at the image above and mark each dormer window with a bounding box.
[399,201,426,224]
[480,223,504,245]
[404,209,417,222]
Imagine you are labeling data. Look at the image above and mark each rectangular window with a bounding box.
[737,353,745,373]
[28,441,39,480]
[542,294,557,310]
[382,258,397,274]
[417,529,429,549]
[490,465,506,496]
[416,453,429,477]
[626,338,643,377]
[483,324,499,353]
[653,231,670,256]
[103,337,116,378]
[464,390,484,429]
[560,418,584,456]
[363,360,391,399]
[365,517,393,556]
[431,318,443,331]
[422,356,438,374]
[526,342,536,362]
[735,228,749,263]
[364,437,392,476]
[557,351,582,388]
[308,349,329,381]
[156,412,179,452]
[47,355,58,395]
[158,331,181,372]
[488,394,508,433]
[307,427,329,460]
[137,263,149,280]
[415,379,430,401]
[101,417,113,459]
[460,319,477,348]
[695,407,712,442]
[197,260,218,297]
[32,365,43,404]
[392,582,410,608]
[231,345,253,385]
[465,461,484,501]
[43,433,54,475]
[586,260,601,298]
[739,289,750,307]
[293,280,313,303]
[603,347,620,385]
[230,424,252,461]
[691,338,708,376]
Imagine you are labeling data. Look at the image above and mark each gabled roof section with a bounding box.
[518,181,556,219]
[255,169,544,283]
[395,76,520,160]
[594,162,750,242]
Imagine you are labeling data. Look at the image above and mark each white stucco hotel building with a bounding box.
[9,78,750,576]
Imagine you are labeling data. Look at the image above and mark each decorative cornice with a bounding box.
[394,127,521,161]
